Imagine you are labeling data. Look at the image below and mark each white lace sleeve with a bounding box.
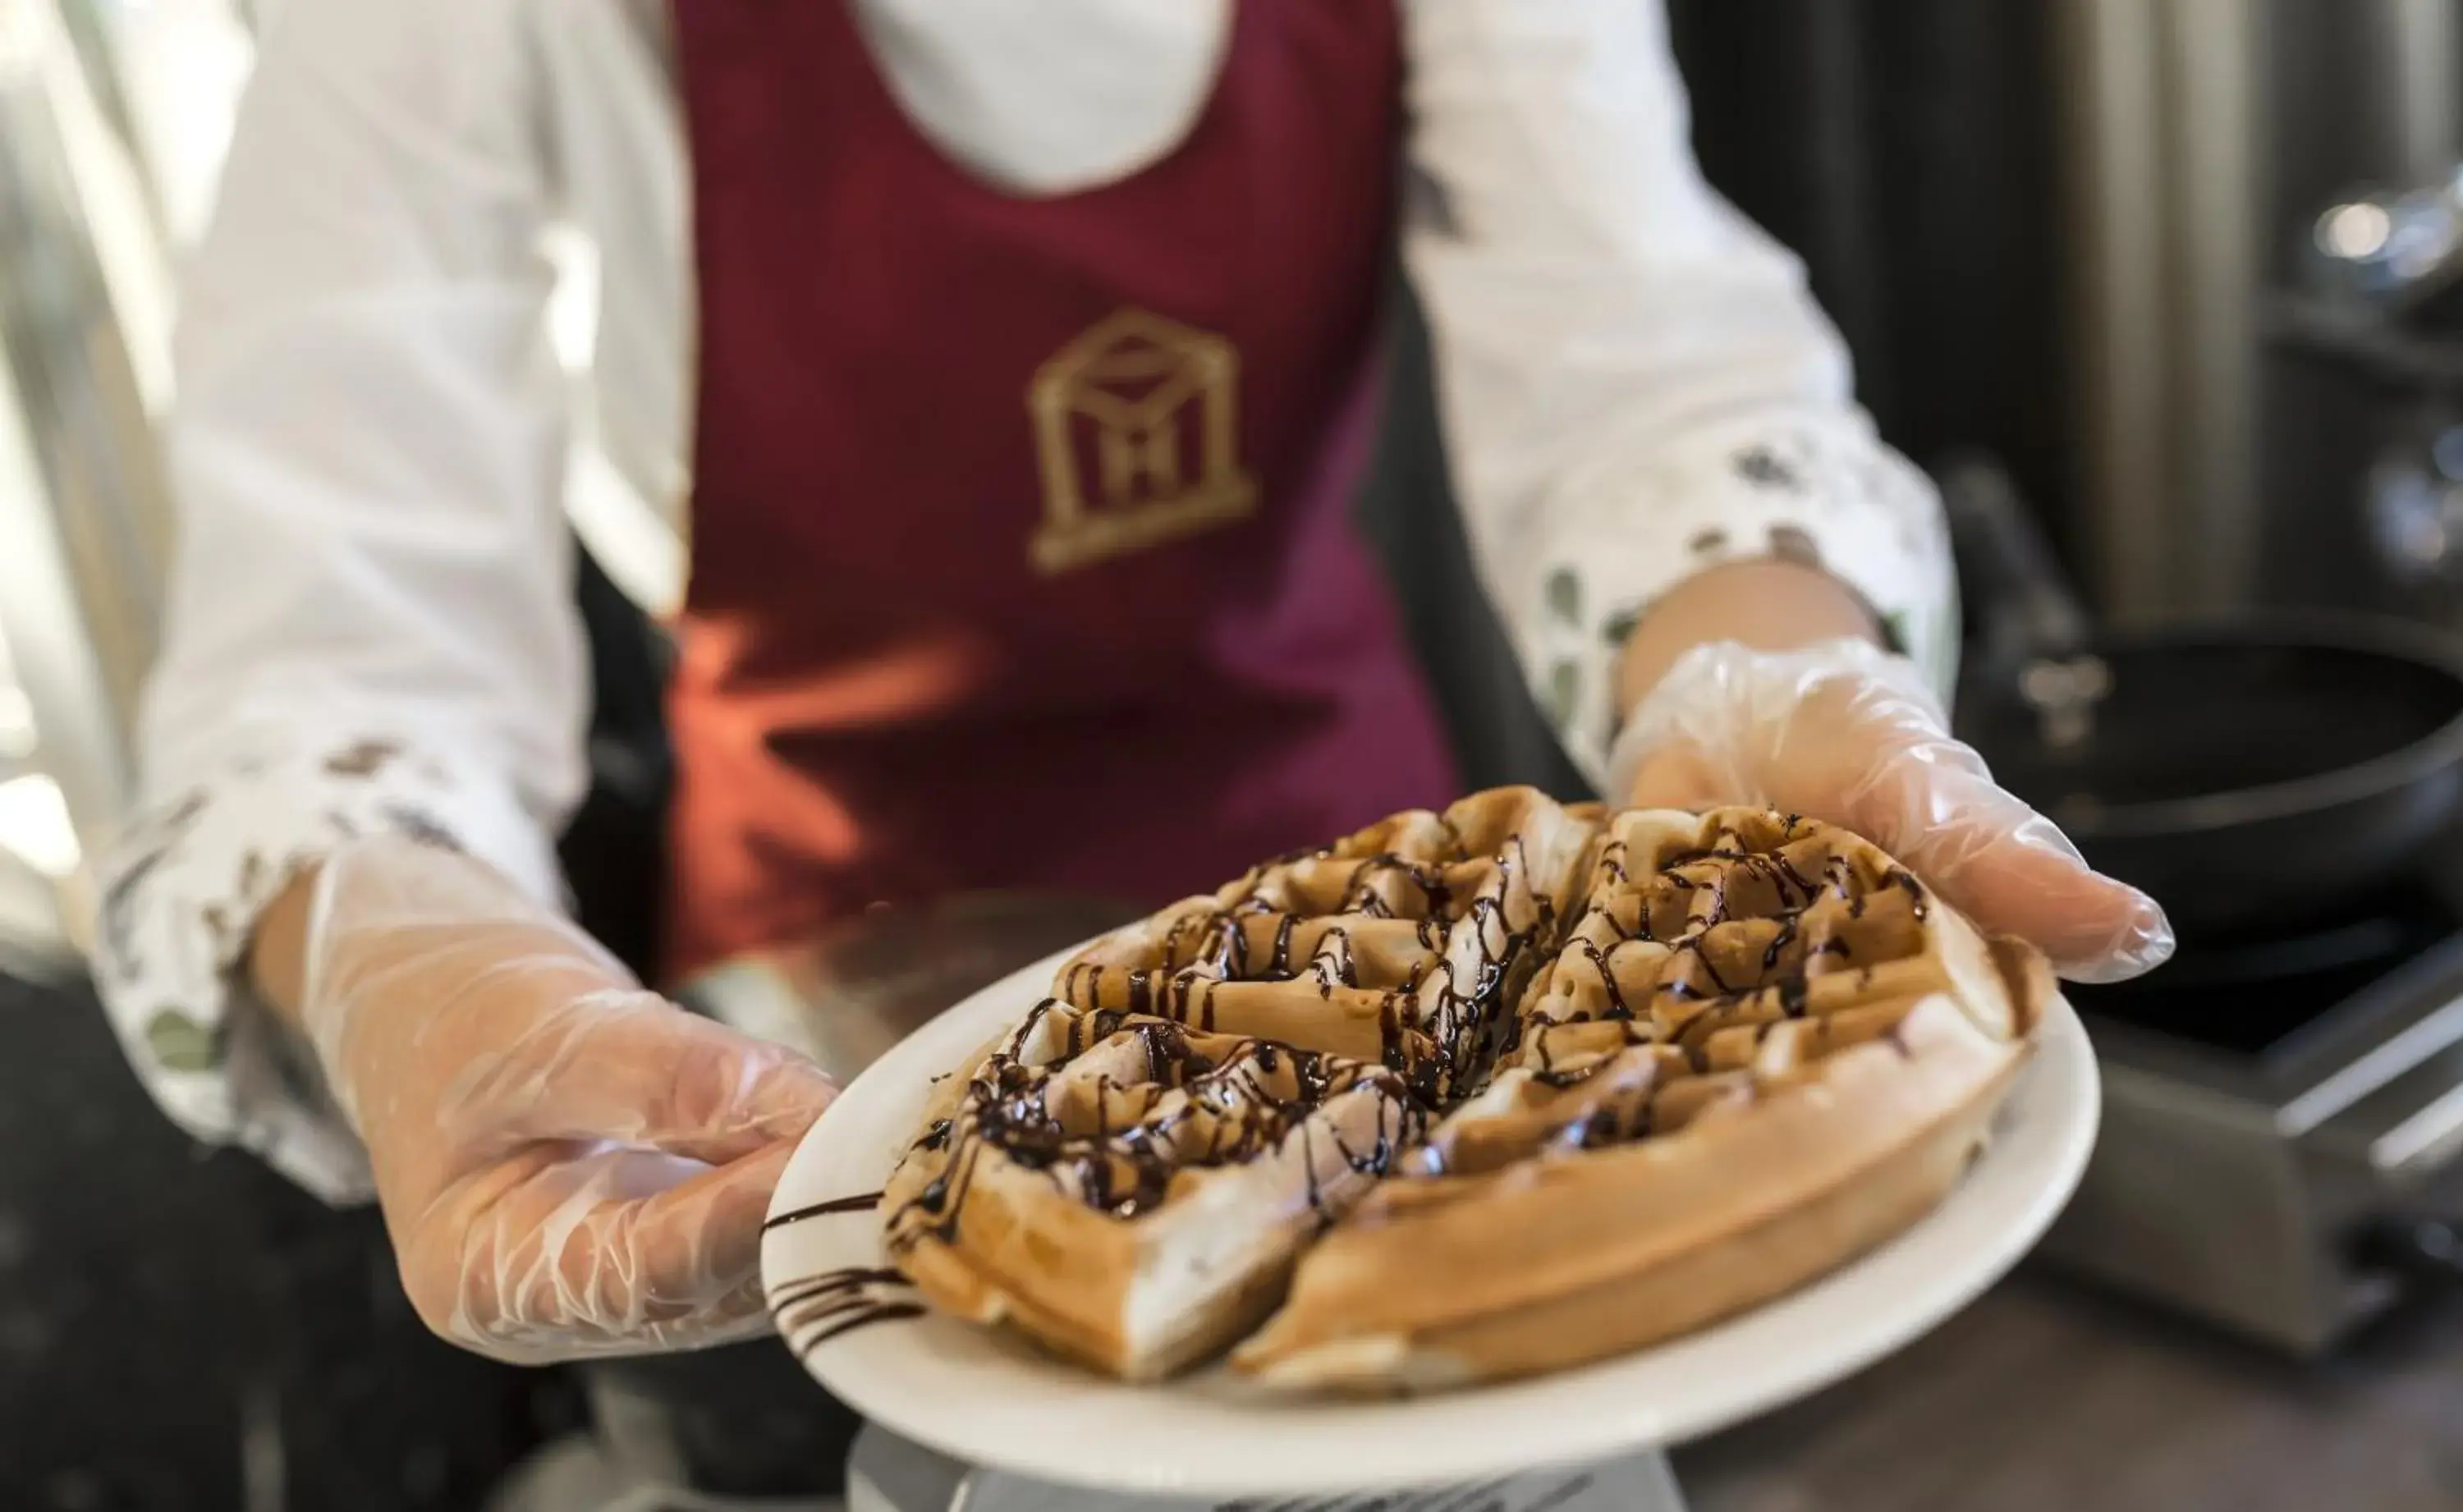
[1506,422,1956,791]
[93,734,563,1201]
[89,0,588,1200]
[1401,0,1957,790]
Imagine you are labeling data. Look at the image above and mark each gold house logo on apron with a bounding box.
[1027,309,1258,575]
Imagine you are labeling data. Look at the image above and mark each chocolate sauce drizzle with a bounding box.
[883,1007,1430,1260]
[884,807,1939,1316]
[1565,827,1922,1029]
[764,1189,931,1352]
[883,817,1565,1264]
[771,1267,925,1357]
[763,1190,884,1233]
[1478,816,1943,1171]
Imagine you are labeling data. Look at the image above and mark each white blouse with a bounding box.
[94,0,1955,1200]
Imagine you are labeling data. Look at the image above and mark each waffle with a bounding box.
[877,789,1598,1380]
[1049,787,1603,1101]
[878,800,2049,1391]
[1234,808,2050,1391]
[882,1002,1426,1381]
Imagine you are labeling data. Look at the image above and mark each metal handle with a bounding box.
[1936,454,2111,749]
[1937,452,2096,667]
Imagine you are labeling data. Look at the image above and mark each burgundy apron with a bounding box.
[665,0,1456,979]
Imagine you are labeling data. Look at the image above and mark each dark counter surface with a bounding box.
[1676,1269,2463,1512]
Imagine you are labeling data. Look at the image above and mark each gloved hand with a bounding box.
[296,836,837,1363]
[1612,637,2173,983]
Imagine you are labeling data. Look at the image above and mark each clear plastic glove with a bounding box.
[297,836,837,1363]
[1612,638,2174,983]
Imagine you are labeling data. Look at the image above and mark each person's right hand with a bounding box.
[286,836,837,1363]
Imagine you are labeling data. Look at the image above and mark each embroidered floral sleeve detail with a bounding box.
[1513,419,1958,793]
[90,730,562,1203]
[323,738,406,778]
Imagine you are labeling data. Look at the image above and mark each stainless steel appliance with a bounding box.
[2046,874,2463,1352]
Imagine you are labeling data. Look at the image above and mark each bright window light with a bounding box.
[0,773,80,878]
[0,687,30,762]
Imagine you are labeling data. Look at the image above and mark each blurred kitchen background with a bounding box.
[13,0,2463,1508]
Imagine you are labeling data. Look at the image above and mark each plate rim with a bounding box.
[762,942,2101,1496]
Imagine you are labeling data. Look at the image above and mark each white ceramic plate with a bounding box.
[762,945,2101,1498]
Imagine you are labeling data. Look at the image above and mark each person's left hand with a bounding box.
[1613,636,2173,983]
